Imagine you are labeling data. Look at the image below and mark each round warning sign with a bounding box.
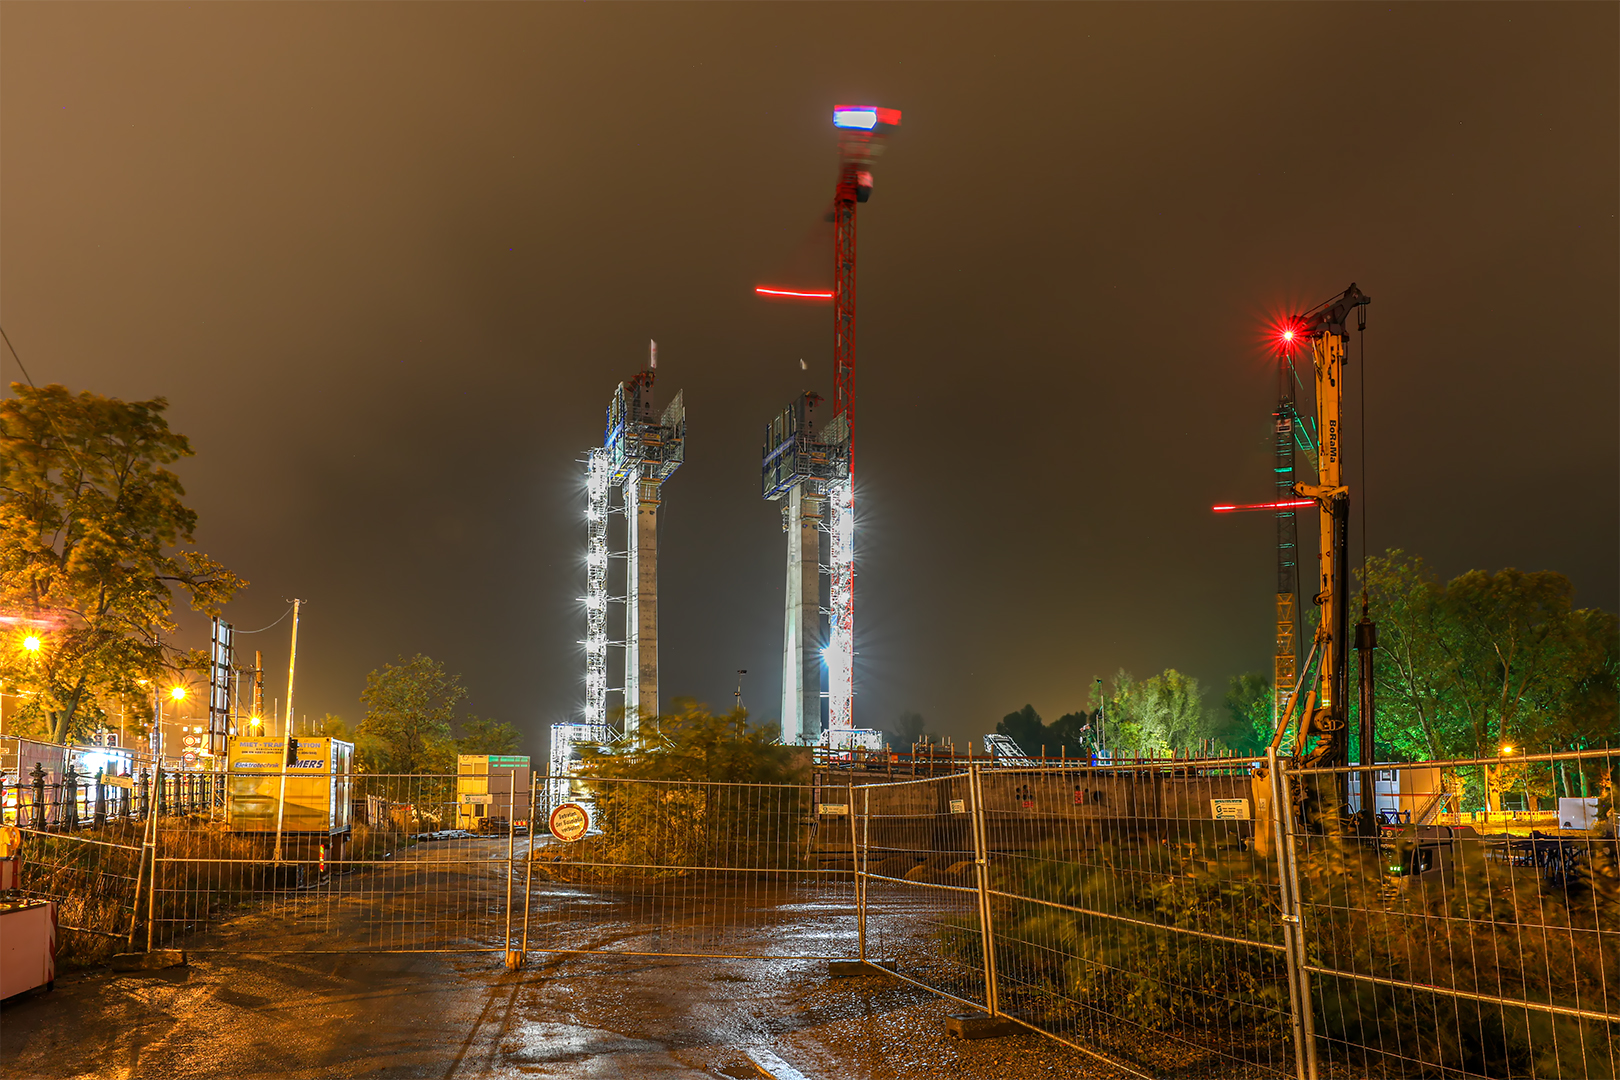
[548,803,590,842]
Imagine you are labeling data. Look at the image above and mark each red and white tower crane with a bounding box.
[757,104,900,745]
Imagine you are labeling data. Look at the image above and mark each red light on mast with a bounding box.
[1212,499,1316,513]
[755,286,834,300]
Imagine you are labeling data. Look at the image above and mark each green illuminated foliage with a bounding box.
[1363,551,1618,765]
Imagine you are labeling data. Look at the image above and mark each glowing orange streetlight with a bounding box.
[170,686,187,702]
[22,636,40,653]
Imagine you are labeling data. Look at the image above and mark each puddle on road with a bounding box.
[498,1019,666,1066]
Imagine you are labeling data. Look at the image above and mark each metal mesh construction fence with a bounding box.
[854,772,989,1009]
[149,772,523,955]
[1285,751,1620,1080]
[528,777,855,961]
[9,752,1616,1079]
[852,752,1619,1080]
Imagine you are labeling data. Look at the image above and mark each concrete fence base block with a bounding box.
[945,1013,1022,1040]
[745,1047,811,1080]
[827,960,898,978]
[110,950,186,972]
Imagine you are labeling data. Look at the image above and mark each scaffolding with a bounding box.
[556,367,685,802]
[762,396,848,743]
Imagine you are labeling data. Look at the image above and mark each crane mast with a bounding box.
[825,105,899,736]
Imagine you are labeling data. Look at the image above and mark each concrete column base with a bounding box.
[945,1013,1023,1040]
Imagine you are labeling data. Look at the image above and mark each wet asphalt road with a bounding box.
[1,951,1130,1080]
[2,838,1130,1079]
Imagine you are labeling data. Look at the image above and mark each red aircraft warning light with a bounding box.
[1212,499,1316,513]
[754,286,834,300]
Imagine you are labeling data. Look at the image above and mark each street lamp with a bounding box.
[22,635,40,653]
[170,686,187,702]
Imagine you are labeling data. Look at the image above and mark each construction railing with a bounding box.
[8,752,1614,1079]
[854,750,1619,1080]
[528,776,856,961]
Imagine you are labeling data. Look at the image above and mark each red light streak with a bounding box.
[755,286,834,300]
[1212,499,1316,513]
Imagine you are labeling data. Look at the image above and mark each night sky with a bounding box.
[3,4,1615,751]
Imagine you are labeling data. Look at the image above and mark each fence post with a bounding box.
[1270,752,1317,1080]
[94,768,107,828]
[30,762,46,830]
[138,768,150,819]
[146,794,162,952]
[62,764,79,832]
[156,767,167,817]
[128,795,157,951]
[520,773,536,958]
[967,764,1000,1016]
[848,780,864,962]
[504,772,521,971]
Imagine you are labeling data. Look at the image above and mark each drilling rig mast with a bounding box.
[1280,283,1371,823]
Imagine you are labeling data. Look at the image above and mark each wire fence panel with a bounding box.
[854,773,989,1010]
[1288,750,1620,1080]
[975,760,1297,1079]
[528,777,855,960]
[150,773,522,955]
[11,803,148,964]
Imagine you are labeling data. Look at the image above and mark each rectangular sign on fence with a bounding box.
[1210,798,1251,820]
[820,803,849,815]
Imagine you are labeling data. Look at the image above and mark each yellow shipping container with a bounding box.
[226,736,353,836]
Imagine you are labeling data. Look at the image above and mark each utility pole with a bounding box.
[273,599,302,863]
[735,670,747,713]
[252,650,265,724]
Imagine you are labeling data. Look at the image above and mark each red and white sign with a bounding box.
[548,803,590,842]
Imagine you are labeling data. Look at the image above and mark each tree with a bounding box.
[1218,673,1273,755]
[1089,669,1210,756]
[315,714,350,739]
[456,716,522,755]
[579,700,806,785]
[0,384,242,744]
[566,701,810,873]
[356,654,465,773]
[1137,669,1208,750]
[997,704,1046,757]
[888,709,929,748]
[1365,552,1617,761]
[995,704,1098,759]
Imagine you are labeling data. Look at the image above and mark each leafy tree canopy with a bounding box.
[456,716,522,756]
[1219,673,1273,755]
[578,700,807,785]
[1364,550,1617,761]
[356,654,466,773]
[995,704,1100,759]
[1089,669,1212,756]
[0,383,242,744]
[888,709,929,748]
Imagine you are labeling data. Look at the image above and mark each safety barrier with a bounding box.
[853,750,1619,1080]
[7,751,1614,1078]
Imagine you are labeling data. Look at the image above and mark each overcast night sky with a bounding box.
[2,4,1615,752]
